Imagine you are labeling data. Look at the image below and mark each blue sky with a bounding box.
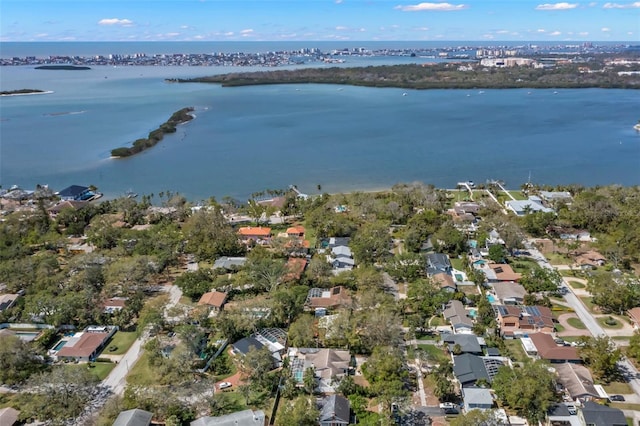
[1,0,638,42]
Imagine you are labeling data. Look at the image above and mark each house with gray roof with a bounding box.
[555,363,600,401]
[505,197,554,216]
[191,409,266,426]
[0,407,20,426]
[442,334,482,354]
[443,300,474,333]
[426,253,452,275]
[462,388,494,412]
[579,401,626,426]
[453,354,506,388]
[319,394,351,426]
[213,256,247,271]
[113,409,153,426]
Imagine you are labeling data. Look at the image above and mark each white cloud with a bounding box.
[579,31,589,35]
[603,1,640,7]
[483,34,495,39]
[240,29,254,34]
[180,25,190,30]
[335,26,349,30]
[549,30,562,35]
[601,27,611,31]
[224,31,234,36]
[395,2,468,12]
[335,0,344,3]
[359,28,366,32]
[537,28,547,32]
[165,32,180,37]
[414,26,430,31]
[495,29,510,34]
[98,18,134,26]
[193,35,205,39]
[535,2,578,10]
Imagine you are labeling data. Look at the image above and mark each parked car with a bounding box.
[218,382,232,389]
[566,405,577,415]
[439,402,456,410]
[609,394,625,402]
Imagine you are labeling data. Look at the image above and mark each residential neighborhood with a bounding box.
[0,182,639,426]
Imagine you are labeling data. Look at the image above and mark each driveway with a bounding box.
[556,313,592,337]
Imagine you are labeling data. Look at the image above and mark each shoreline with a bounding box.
[0,90,53,97]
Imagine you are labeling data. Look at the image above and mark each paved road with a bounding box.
[524,240,640,398]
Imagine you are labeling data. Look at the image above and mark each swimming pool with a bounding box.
[53,340,67,351]
[486,294,497,303]
[469,309,477,318]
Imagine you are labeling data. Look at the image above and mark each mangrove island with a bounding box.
[171,62,640,90]
[110,107,195,158]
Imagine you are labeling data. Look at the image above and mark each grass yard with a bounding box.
[417,344,449,364]
[88,362,116,380]
[567,280,586,289]
[544,252,573,265]
[504,339,530,364]
[598,316,624,329]
[508,191,527,201]
[105,331,138,355]
[602,381,633,395]
[567,317,587,329]
[450,257,465,272]
[555,323,565,332]
[579,296,598,314]
[126,351,161,386]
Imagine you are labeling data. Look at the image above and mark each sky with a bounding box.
[1,0,638,42]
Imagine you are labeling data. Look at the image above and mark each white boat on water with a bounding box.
[125,189,138,199]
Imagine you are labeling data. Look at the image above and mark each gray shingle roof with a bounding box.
[112,409,153,426]
[581,401,626,426]
[319,394,351,425]
[191,410,266,426]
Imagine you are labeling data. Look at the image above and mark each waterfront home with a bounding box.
[539,191,573,204]
[238,226,271,245]
[56,185,94,201]
[505,197,555,216]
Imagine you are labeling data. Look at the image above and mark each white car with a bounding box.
[566,405,577,415]
[439,402,456,409]
[218,382,232,389]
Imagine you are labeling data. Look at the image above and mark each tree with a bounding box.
[302,367,316,395]
[174,269,214,301]
[520,266,562,293]
[0,335,46,385]
[288,314,317,348]
[275,396,319,426]
[492,362,557,424]
[629,331,640,362]
[578,336,622,381]
[431,362,456,402]
[487,244,507,263]
[183,209,244,260]
[433,222,466,255]
[450,409,505,426]
[385,252,426,282]
[241,346,275,391]
[350,220,392,265]
[588,273,640,315]
[246,257,286,293]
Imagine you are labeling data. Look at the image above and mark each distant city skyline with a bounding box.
[1,0,638,43]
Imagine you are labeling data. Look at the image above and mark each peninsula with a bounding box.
[172,63,640,90]
[0,89,50,96]
[110,107,194,158]
[35,65,91,70]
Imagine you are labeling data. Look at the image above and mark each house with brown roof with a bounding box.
[47,200,89,218]
[103,297,127,314]
[286,225,306,237]
[54,325,117,362]
[554,362,600,401]
[432,272,456,292]
[628,307,640,329]
[198,291,228,312]
[288,347,352,393]
[575,250,606,269]
[495,305,555,337]
[491,282,527,305]
[487,264,521,282]
[443,300,474,333]
[238,226,272,245]
[0,407,20,426]
[284,258,308,282]
[528,333,581,363]
[306,286,352,311]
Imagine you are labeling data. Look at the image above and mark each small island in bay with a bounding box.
[0,88,52,96]
[35,65,91,70]
[111,107,195,158]
[171,63,640,90]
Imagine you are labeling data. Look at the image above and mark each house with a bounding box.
[233,329,287,366]
[327,245,355,272]
[286,225,306,238]
[462,387,494,412]
[505,197,555,216]
[232,336,264,356]
[495,305,555,337]
[426,253,452,275]
[443,300,474,333]
[628,307,640,329]
[546,404,576,426]
[528,333,581,363]
[306,286,352,311]
[554,362,600,401]
[486,264,521,283]
[491,282,527,305]
[454,201,480,215]
[47,200,89,218]
[56,185,93,201]
[321,237,351,250]
[284,258,308,282]
[102,297,127,314]
[575,251,606,269]
[113,409,153,426]
[198,291,227,312]
[433,272,457,292]
[288,348,352,393]
[442,334,483,355]
[453,354,488,387]
[0,407,20,426]
[191,409,266,426]
[213,256,247,271]
[54,325,117,362]
[579,401,626,426]
[319,394,352,426]
[539,191,572,204]
[238,227,271,245]
[546,226,591,241]
[0,293,19,312]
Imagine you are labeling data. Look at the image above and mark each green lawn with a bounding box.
[579,296,598,314]
[602,381,633,394]
[105,331,138,355]
[544,252,573,265]
[89,362,116,380]
[450,257,465,272]
[504,339,530,364]
[126,351,161,386]
[417,344,449,363]
[567,317,587,329]
[555,323,565,333]
[567,280,586,289]
[598,316,624,329]
[508,191,527,201]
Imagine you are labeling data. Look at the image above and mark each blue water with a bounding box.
[487,294,497,303]
[1,53,639,201]
[53,340,66,351]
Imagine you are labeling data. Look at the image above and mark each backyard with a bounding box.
[105,331,137,356]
